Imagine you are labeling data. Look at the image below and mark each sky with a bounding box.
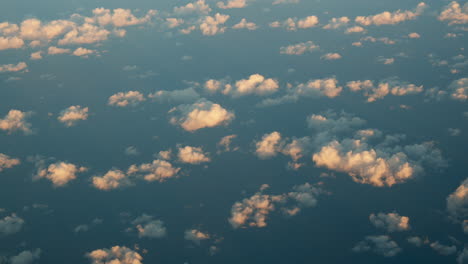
[0,0,467,263]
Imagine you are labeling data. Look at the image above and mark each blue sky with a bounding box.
[0,0,467,263]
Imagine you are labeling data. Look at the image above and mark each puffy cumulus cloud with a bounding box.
[258,78,342,107]
[132,214,166,238]
[35,161,87,187]
[177,146,211,164]
[57,23,110,45]
[128,159,180,182]
[323,17,350,29]
[359,36,396,45]
[232,74,279,97]
[449,78,468,101]
[173,0,212,15]
[229,183,324,228]
[0,214,24,235]
[321,53,342,60]
[57,105,89,127]
[92,169,133,191]
[48,46,70,55]
[447,178,468,221]
[430,241,457,255]
[19,18,75,41]
[9,249,41,264]
[30,51,42,60]
[199,13,230,36]
[270,16,319,31]
[86,246,143,264]
[0,110,33,135]
[232,18,257,30]
[408,32,421,38]
[355,2,427,26]
[0,62,28,73]
[217,0,249,9]
[169,99,234,131]
[86,8,157,27]
[352,235,401,257]
[309,111,445,187]
[369,212,410,232]
[279,41,319,55]
[255,131,283,159]
[148,87,200,103]
[0,36,24,50]
[184,229,210,244]
[346,78,423,102]
[0,153,20,172]
[72,47,96,57]
[439,1,468,25]
[217,134,238,152]
[108,91,145,107]
[345,26,366,34]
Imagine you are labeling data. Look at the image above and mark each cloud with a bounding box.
[0,214,24,236]
[272,0,300,5]
[408,32,421,38]
[346,78,423,102]
[35,161,87,187]
[127,159,180,182]
[184,229,210,244]
[439,1,468,25]
[48,46,70,55]
[177,146,211,164]
[149,87,200,103]
[280,41,319,55]
[86,246,143,264]
[345,26,366,34]
[57,105,89,127]
[58,23,110,45]
[258,78,342,107]
[447,178,468,221]
[321,53,342,60]
[92,169,133,191]
[9,249,41,264]
[72,47,96,57]
[203,74,279,97]
[430,241,457,255]
[352,235,401,257]
[217,134,238,152]
[132,214,166,238]
[199,13,230,36]
[232,18,257,30]
[449,78,468,101]
[108,91,145,107]
[0,153,20,172]
[169,99,234,131]
[173,0,212,15]
[30,51,42,60]
[255,131,283,159]
[0,36,24,50]
[323,17,350,29]
[355,2,426,26]
[0,110,33,135]
[87,8,157,27]
[369,212,410,232]
[407,236,425,247]
[229,183,324,228]
[124,146,139,156]
[458,248,468,264]
[270,16,319,31]
[217,0,248,9]
[0,62,27,73]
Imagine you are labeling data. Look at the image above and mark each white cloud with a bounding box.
[128,159,180,182]
[449,78,468,101]
[430,241,457,255]
[217,0,248,9]
[92,169,132,190]
[352,235,401,257]
[280,41,319,55]
[87,8,157,27]
[0,36,24,50]
[200,13,230,36]
[108,91,145,107]
[255,131,283,159]
[217,134,238,152]
[408,32,421,38]
[0,214,24,235]
[177,146,211,164]
[30,51,42,60]
[0,153,20,172]
[369,212,410,232]
[447,178,468,221]
[439,1,468,25]
[184,229,210,244]
[58,23,110,45]
[233,74,279,96]
[355,2,427,26]
[321,53,342,60]
[173,0,212,15]
[323,17,350,29]
[48,46,70,55]
[347,78,423,102]
[270,16,319,31]
[9,249,41,264]
[35,161,87,187]
[132,214,166,238]
[0,62,27,73]
[86,246,143,264]
[170,99,234,131]
[345,26,366,34]
[232,18,257,30]
[72,47,96,57]
[57,105,89,127]
[0,109,33,135]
